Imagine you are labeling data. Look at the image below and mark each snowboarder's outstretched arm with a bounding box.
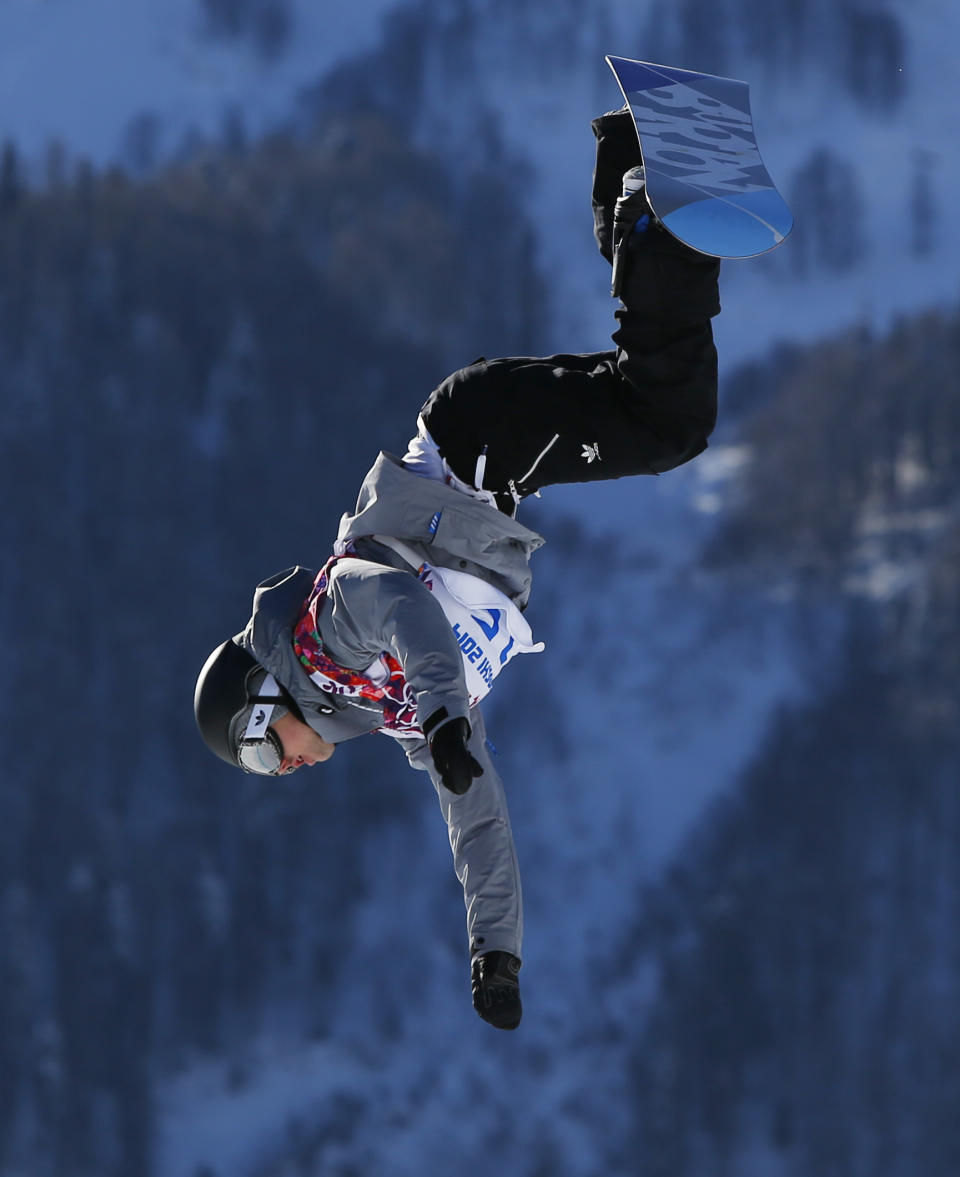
[405,706,522,965]
[315,557,482,793]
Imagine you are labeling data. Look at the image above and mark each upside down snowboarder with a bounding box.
[195,106,724,1030]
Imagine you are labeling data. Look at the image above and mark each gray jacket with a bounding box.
[235,453,545,748]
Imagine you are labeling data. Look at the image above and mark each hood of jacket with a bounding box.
[336,452,544,607]
[235,565,385,743]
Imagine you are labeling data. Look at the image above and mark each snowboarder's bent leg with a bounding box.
[418,111,721,501]
[609,220,721,471]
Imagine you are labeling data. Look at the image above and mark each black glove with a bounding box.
[428,716,483,796]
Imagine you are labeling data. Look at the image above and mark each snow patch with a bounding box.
[155,1038,370,1177]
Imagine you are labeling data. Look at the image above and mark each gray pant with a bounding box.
[406,706,523,962]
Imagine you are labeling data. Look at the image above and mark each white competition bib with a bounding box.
[418,562,544,707]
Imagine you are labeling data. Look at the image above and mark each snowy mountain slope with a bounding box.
[3,6,958,1175]
[144,308,960,1177]
[116,446,805,1176]
[336,0,960,370]
[0,0,395,165]
[2,0,956,376]
[147,452,813,1177]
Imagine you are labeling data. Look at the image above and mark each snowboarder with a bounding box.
[194,108,722,1030]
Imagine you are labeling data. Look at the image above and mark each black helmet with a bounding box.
[194,640,289,772]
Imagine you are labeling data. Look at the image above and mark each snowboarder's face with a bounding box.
[270,712,337,774]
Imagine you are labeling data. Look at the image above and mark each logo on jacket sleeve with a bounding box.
[581,442,601,463]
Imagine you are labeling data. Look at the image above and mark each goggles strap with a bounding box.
[243,673,282,740]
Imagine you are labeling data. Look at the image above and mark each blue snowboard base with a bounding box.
[606,56,793,259]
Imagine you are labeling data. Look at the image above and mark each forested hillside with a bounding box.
[2,5,959,1167]
[3,117,957,1164]
[598,302,960,1177]
[0,115,546,1176]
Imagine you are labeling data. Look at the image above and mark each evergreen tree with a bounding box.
[200,0,247,37]
[845,5,906,112]
[44,139,69,194]
[788,147,867,274]
[120,111,163,177]
[909,150,937,258]
[252,0,293,60]
[0,141,22,213]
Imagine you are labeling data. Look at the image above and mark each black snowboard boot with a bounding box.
[590,106,645,263]
[610,164,658,297]
[471,951,522,1030]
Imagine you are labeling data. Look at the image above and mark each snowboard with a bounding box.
[606,56,793,259]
